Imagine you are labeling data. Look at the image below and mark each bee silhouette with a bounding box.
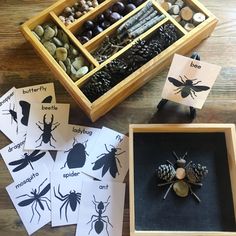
[168,75,210,99]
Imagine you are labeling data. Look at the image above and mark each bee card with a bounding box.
[0,87,23,142]
[0,139,54,181]
[6,168,51,235]
[83,127,129,183]
[51,169,91,227]
[76,180,125,236]
[15,83,56,134]
[24,103,70,151]
[161,54,222,109]
[53,125,101,172]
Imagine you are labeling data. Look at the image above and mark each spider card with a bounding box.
[76,180,125,236]
[51,169,90,226]
[24,103,70,151]
[53,125,101,172]
[0,87,22,142]
[15,83,56,134]
[6,168,51,235]
[0,138,54,181]
[161,54,221,109]
[83,127,129,182]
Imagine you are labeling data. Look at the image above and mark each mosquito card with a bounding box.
[161,54,222,109]
[24,103,70,150]
[0,139,54,181]
[51,169,90,226]
[15,83,56,134]
[6,169,51,235]
[76,180,126,236]
[83,127,129,182]
[53,125,101,171]
[0,87,21,142]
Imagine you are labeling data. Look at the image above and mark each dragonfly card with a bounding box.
[0,139,54,181]
[161,54,222,109]
[51,169,89,226]
[83,127,129,182]
[15,83,56,134]
[6,168,51,235]
[53,125,101,171]
[76,180,125,236]
[24,103,70,151]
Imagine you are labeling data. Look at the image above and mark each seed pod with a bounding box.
[186,163,208,183]
[157,164,176,182]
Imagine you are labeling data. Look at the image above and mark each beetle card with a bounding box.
[53,125,101,172]
[161,54,221,109]
[0,138,54,181]
[15,83,56,134]
[76,180,125,236]
[51,169,91,226]
[83,127,129,182]
[24,103,70,150]
[6,168,51,235]
[0,87,22,142]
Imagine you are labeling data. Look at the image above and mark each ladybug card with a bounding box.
[82,127,129,183]
[0,138,54,181]
[76,180,125,236]
[24,103,71,151]
[161,54,221,109]
[53,125,101,172]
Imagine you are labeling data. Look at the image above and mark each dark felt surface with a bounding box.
[133,132,236,231]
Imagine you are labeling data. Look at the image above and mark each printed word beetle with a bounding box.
[61,138,88,169]
[16,178,51,223]
[87,195,113,236]
[35,114,60,148]
[168,75,210,99]
[92,144,125,178]
[53,185,81,222]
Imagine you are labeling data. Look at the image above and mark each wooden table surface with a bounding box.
[0,0,235,235]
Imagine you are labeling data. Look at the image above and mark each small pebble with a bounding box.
[72,56,85,69]
[32,31,41,41]
[75,66,89,78]
[71,64,77,75]
[64,58,71,73]
[173,181,189,197]
[34,25,44,37]
[43,26,55,40]
[59,60,67,71]
[53,37,63,47]
[43,41,57,56]
[56,47,68,61]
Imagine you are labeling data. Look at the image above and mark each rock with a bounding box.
[173,181,189,197]
[70,64,77,75]
[34,25,44,37]
[75,11,83,18]
[55,47,68,61]
[64,43,70,50]
[75,66,89,78]
[70,47,79,56]
[64,58,71,73]
[53,37,63,47]
[72,56,85,69]
[43,41,56,55]
[59,60,67,71]
[57,30,69,43]
[59,15,66,24]
[32,31,41,41]
[43,26,55,40]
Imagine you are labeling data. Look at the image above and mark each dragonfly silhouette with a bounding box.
[9,150,46,172]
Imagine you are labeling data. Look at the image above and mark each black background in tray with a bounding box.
[133,132,236,231]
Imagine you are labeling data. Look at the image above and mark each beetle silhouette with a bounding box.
[61,138,88,169]
[2,103,18,133]
[35,114,60,148]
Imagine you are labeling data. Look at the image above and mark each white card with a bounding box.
[161,54,222,109]
[0,87,22,142]
[15,83,56,134]
[83,127,129,182]
[6,169,51,235]
[51,169,90,226]
[0,139,54,181]
[24,103,70,150]
[76,180,125,236]
[53,125,101,171]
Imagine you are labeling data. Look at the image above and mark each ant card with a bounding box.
[0,87,22,142]
[161,54,221,109]
[15,83,56,135]
[6,168,51,235]
[51,169,91,227]
[24,103,70,151]
[76,180,125,236]
[83,127,129,183]
[53,125,101,172]
[0,139,54,181]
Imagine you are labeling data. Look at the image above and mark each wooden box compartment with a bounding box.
[21,0,218,121]
[129,124,236,236]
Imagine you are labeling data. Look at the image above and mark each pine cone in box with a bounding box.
[157,164,176,182]
[158,23,178,48]
[186,163,208,183]
[104,59,128,76]
[147,39,164,57]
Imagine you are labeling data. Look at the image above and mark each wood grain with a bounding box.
[0,0,235,235]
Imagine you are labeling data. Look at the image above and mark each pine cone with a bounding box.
[186,163,208,183]
[105,59,128,76]
[157,164,176,182]
[147,39,164,56]
[158,23,178,48]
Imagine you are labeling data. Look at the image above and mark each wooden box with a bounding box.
[129,124,236,235]
[21,0,218,121]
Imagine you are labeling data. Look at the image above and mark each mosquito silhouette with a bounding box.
[9,150,46,172]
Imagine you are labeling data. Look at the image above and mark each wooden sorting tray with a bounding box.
[21,0,218,121]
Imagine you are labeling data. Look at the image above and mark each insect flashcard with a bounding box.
[2,103,18,132]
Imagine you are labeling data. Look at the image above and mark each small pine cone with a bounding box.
[158,23,178,47]
[157,164,176,182]
[147,39,164,57]
[186,163,208,183]
[105,59,128,76]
